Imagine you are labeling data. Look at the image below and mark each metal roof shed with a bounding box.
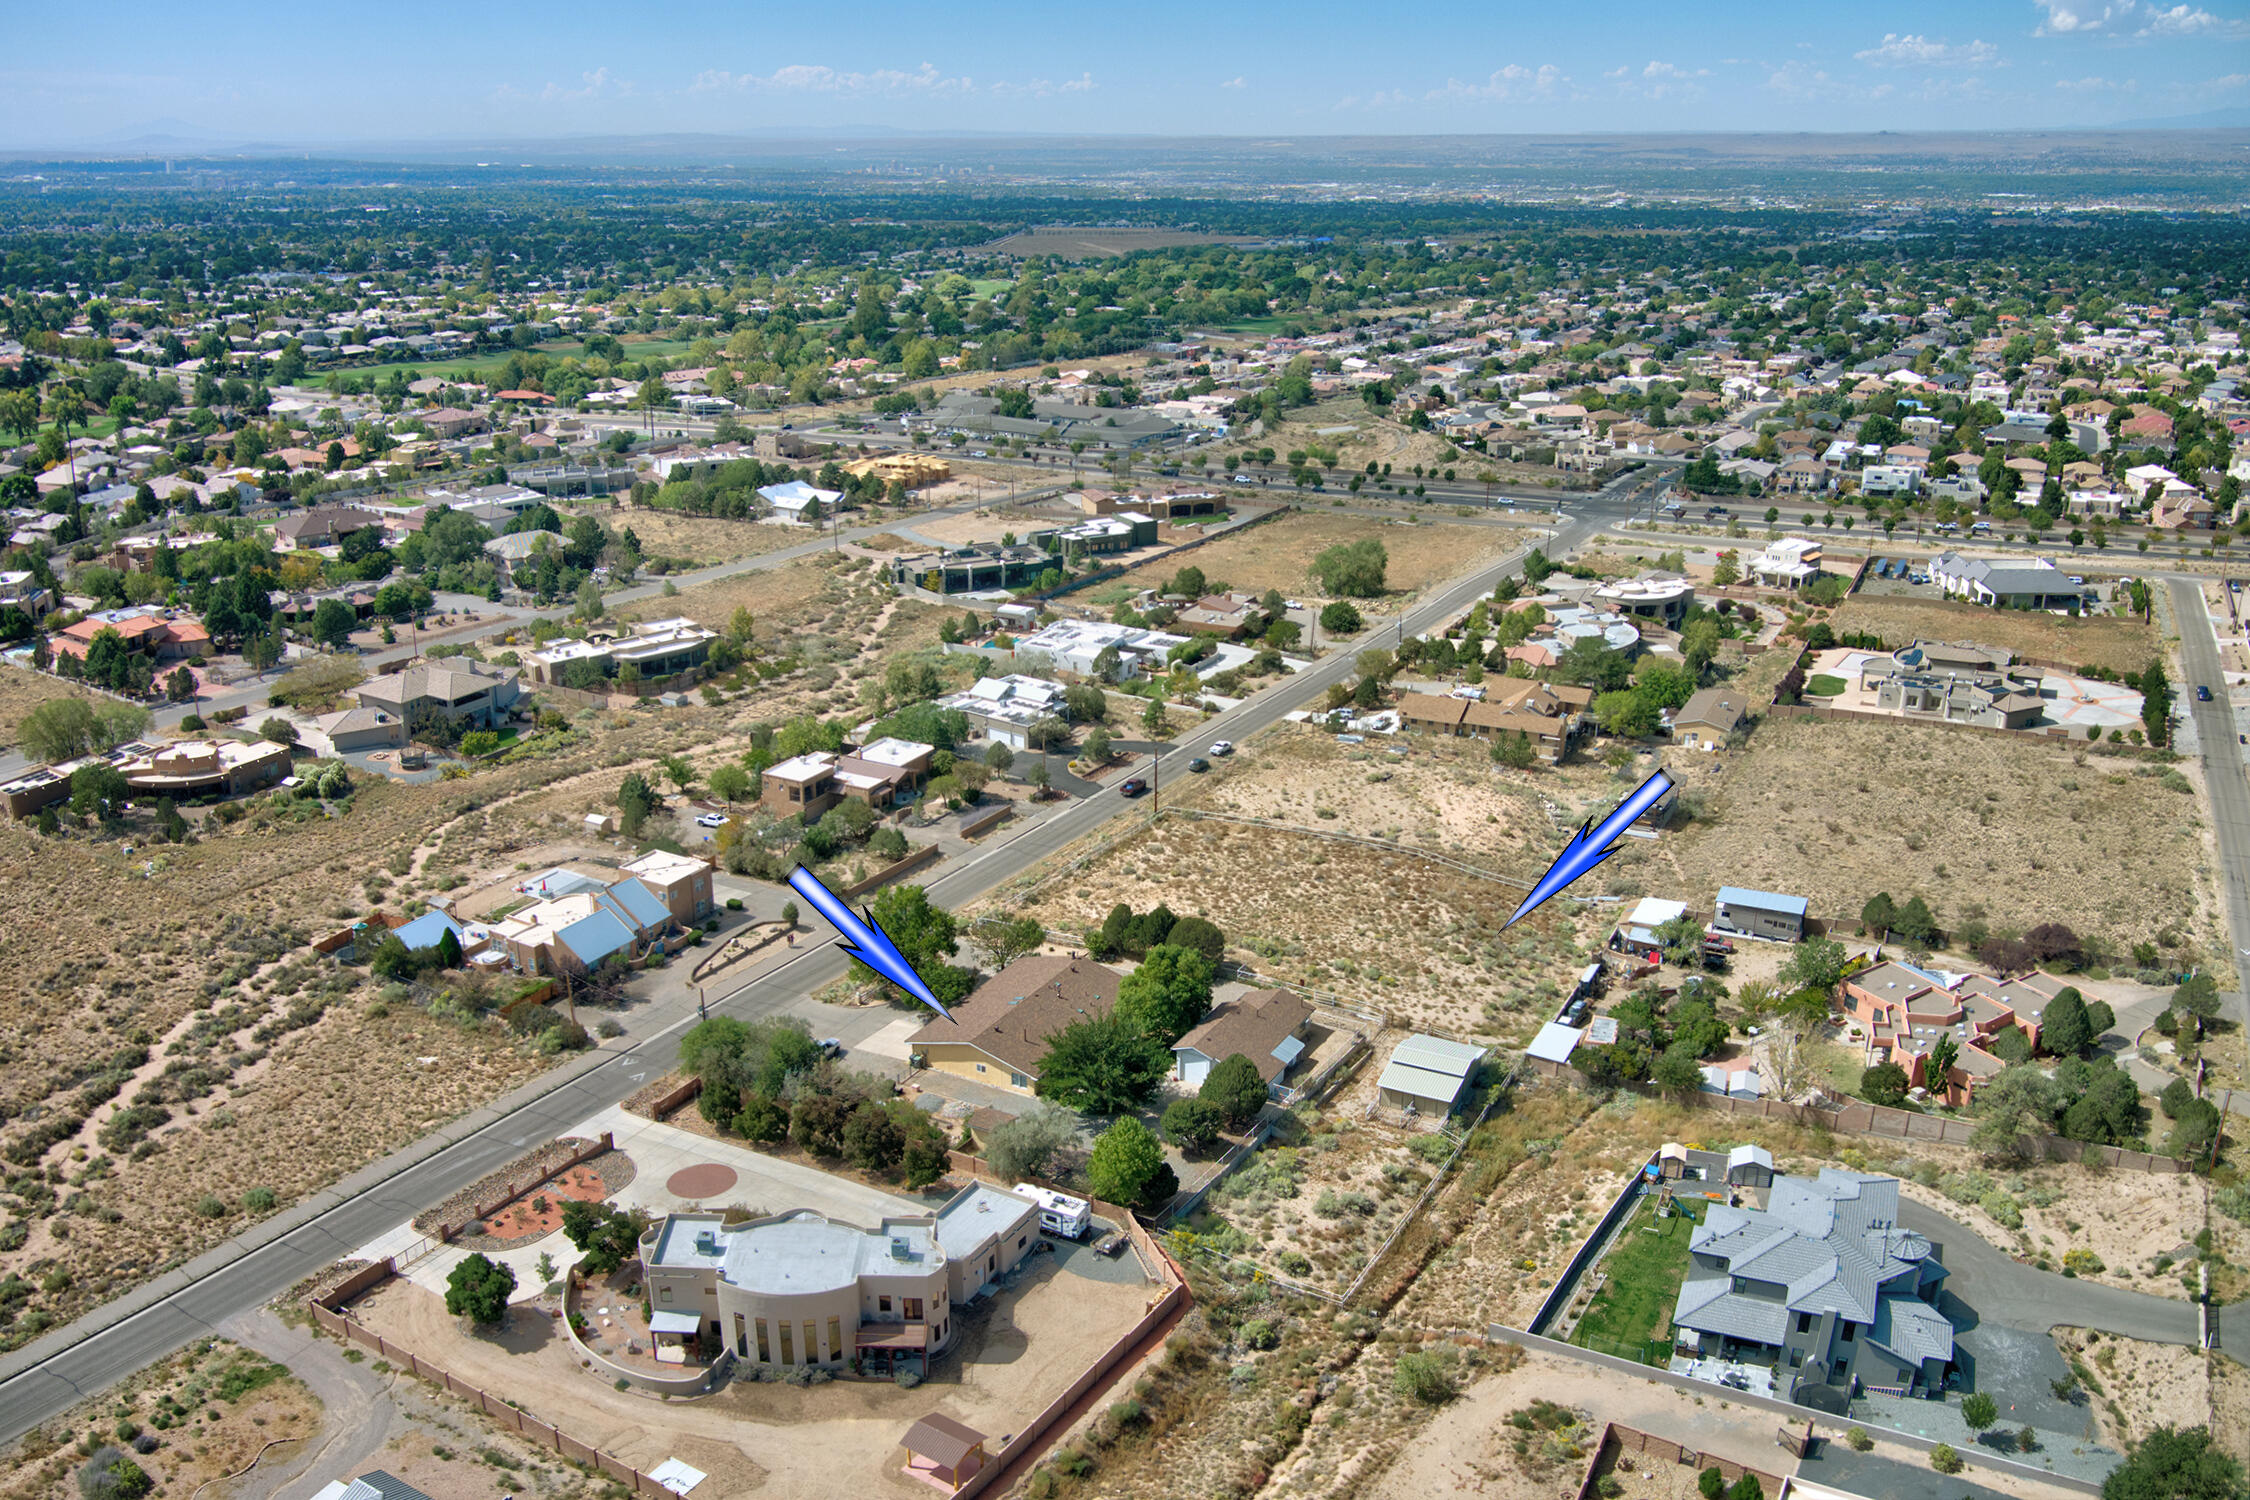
[1376,1034,1486,1114]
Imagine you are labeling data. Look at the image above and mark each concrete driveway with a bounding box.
[1900,1198,2199,1345]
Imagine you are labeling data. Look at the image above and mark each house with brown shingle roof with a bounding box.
[1172,988,1314,1093]
[907,955,1122,1095]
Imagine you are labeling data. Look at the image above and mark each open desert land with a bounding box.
[0,1338,317,1500]
[1645,711,2229,964]
[0,550,990,1352]
[985,737,1599,1045]
[601,507,816,569]
[1827,595,2160,677]
[1253,395,1575,487]
[1103,511,1530,614]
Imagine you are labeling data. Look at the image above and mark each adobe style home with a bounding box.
[1672,1168,1953,1409]
[638,1184,1039,1375]
[1842,960,2066,1106]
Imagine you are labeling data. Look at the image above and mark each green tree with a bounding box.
[1962,1392,1998,1433]
[1492,729,1538,770]
[969,911,1048,971]
[1970,1065,2060,1159]
[1320,600,1363,633]
[1199,1052,1270,1128]
[1860,892,1898,939]
[310,597,357,648]
[1161,1096,1226,1154]
[2140,659,2173,748]
[1861,1061,1911,1107]
[1034,1013,1170,1113]
[1653,913,1707,968]
[1652,1044,1705,1098]
[1927,1032,1960,1086]
[1311,538,1388,597]
[984,1104,1075,1181]
[708,763,750,802]
[1594,688,1662,739]
[851,884,970,1007]
[444,1252,516,1324]
[2172,973,2224,1044]
[1779,937,1850,996]
[616,770,660,834]
[1115,943,1216,1043]
[1086,1117,1175,1210]
[1141,695,1168,736]
[2100,1428,2243,1500]
[76,1447,152,1500]
[2041,987,2094,1058]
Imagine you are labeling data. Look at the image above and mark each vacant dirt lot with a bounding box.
[615,509,810,568]
[1830,595,2158,676]
[351,1252,1156,1499]
[1106,513,1520,612]
[992,807,1590,1045]
[2055,1329,2213,1450]
[1649,713,2225,959]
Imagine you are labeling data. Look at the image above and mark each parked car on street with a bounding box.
[2197,684,2214,701]
[1120,778,1148,797]
[695,812,728,827]
[1208,741,1234,756]
[1187,757,1210,773]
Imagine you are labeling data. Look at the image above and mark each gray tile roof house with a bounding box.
[1672,1169,1952,1406]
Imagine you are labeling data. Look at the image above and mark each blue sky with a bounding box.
[4,0,2246,145]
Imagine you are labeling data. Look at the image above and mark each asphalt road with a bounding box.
[2169,577,2250,1038]
[1900,1198,2198,1346]
[0,468,1646,1444]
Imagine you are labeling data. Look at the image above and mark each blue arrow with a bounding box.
[786,864,952,1020]
[1506,768,1676,928]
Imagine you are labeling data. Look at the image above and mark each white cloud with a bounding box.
[1764,62,1840,101]
[2139,4,2224,33]
[1220,76,1246,89]
[990,73,1095,98]
[1642,61,1711,80]
[1429,63,1567,102]
[690,62,978,96]
[495,68,632,104]
[2055,73,2138,89]
[2033,1,2132,33]
[1855,33,2001,66]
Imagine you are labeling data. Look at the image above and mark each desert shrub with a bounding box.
[1845,1428,1873,1452]
[1929,1444,1963,1475]
[2063,1248,2105,1276]
[1409,1134,1453,1163]
[242,1187,277,1212]
[1240,1318,1278,1350]
[77,1446,151,1499]
[1979,1190,2023,1230]
[1394,1349,1457,1404]
[1276,1250,1313,1277]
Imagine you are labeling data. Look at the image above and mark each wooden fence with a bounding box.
[935,1170,1190,1500]
[308,1272,678,1497]
[1574,1422,1789,1500]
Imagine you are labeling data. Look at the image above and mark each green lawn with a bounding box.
[965,278,1016,300]
[1570,1194,1706,1363]
[1806,674,1848,697]
[334,336,703,384]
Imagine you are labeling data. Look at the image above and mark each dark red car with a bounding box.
[1119,778,1149,797]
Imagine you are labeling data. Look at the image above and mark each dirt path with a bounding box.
[216,1306,408,1500]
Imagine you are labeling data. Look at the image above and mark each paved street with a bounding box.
[0,467,1651,1444]
[2170,577,2250,1040]
[1899,1198,2198,1345]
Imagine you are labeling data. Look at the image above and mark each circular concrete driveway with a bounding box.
[665,1163,739,1199]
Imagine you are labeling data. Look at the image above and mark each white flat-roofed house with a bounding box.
[937,675,1068,748]
[1747,537,1823,590]
[758,479,843,523]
